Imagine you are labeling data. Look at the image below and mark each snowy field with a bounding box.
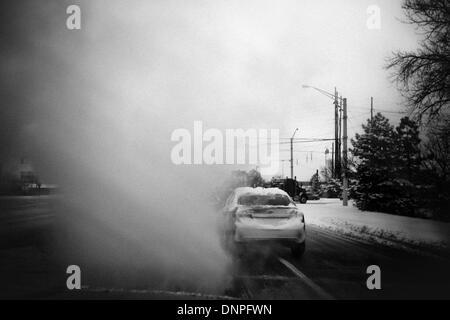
[301,199,450,251]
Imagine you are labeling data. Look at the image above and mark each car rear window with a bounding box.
[238,194,292,206]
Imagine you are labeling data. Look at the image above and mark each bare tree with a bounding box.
[387,0,450,119]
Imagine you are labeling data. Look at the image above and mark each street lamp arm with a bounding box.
[303,85,335,100]
[303,85,344,103]
[312,87,335,100]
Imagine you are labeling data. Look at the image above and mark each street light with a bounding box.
[302,84,341,179]
[302,85,349,206]
[290,128,299,180]
[302,85,337,101]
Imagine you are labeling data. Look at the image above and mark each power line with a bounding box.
[374,109,408,114]
[280,150,329,154]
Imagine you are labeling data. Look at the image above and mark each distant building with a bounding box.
[0,158,56,195]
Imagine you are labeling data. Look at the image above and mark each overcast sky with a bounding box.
[1,0,420,180]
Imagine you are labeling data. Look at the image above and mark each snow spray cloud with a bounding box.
[0,0,283,293]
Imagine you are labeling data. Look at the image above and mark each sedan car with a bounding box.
[221,187,306,258]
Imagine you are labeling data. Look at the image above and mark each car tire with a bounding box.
[299,195,307,204]
[291,242,305,258]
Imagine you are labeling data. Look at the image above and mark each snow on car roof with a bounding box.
[234,187,290,197]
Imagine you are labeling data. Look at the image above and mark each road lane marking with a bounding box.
[278,257,334,300]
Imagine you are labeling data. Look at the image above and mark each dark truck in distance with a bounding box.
[266,178,309,204]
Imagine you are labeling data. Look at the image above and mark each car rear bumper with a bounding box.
[234,221,306,244]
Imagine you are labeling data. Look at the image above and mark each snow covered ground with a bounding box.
[300,199,450,251]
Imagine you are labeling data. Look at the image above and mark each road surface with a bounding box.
[1,196,449,299]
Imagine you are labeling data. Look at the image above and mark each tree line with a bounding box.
[325,0,450,220]
[349,114,449,220]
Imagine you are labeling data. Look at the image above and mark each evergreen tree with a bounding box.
[389,117,423,215]
[394,117,422,182]
[351,114,424,216]
[422,117,450,220]
[322,178,342,198]
[351,113,397,212]
[310,171,321,194]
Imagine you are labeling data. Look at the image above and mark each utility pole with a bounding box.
[370,97,374,123]
[334,88,340,179]
[338,95,343,179]
[290,138,294,179]
[290,128,299,180]
[342,98,348,206]
[331,142,334,178]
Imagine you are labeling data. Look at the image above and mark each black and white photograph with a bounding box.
[1,0,450,305]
